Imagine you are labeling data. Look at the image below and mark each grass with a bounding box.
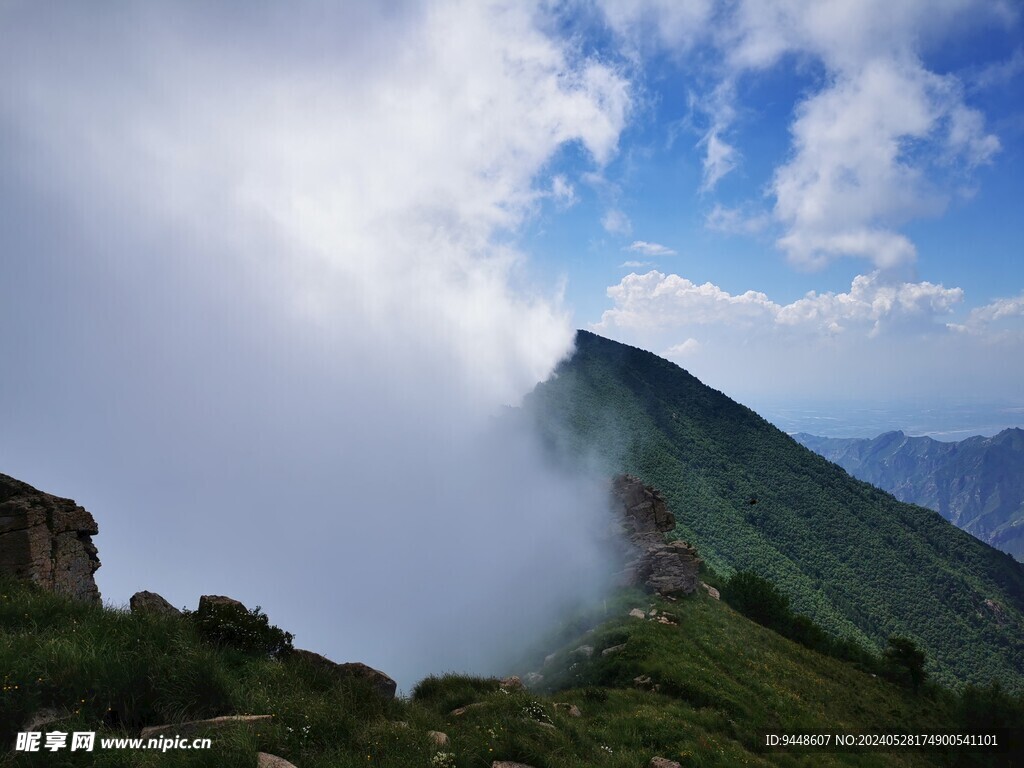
[1,575,1018,766]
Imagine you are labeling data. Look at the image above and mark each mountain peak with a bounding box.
[530,330,1024,690]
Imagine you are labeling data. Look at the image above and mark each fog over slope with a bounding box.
[0,3,629,689]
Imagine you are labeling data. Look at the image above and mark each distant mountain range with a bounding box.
[523,330,1024,690]
[795,429,1024,563]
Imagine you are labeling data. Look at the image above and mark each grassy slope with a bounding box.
[0,575,981,767]
[523,331,1024,691]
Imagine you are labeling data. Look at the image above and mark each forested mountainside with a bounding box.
[523,331,1024,691]
[796,429,1024,562]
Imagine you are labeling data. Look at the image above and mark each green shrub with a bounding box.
[185,602,294,659]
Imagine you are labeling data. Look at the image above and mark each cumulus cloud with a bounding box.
[620,260,654,269]
[777,272,964,336]
[733,1,1004,269]
[597,270,963,337]
[772,58,997,269]
[626,240,677,256]
[602,0,1006,270]
[0,1,630,689]
[665,338,702,358]
[594,269,991,401]
[597,271,779,331]
[950,292,1024,335]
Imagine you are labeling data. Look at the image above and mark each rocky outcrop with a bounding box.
[292,649,398,700]
[612,474,675,533]
[0,472,100,604]
[641,540,701,596]
[611,474,701,597]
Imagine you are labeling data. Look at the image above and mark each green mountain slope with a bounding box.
[523,331,1024,691]
[795,430,1024,562]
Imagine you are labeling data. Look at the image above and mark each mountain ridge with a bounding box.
[523,330,1024,690]
[794,428,1024,561]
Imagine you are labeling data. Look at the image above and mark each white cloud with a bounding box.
[1,1,635,404]
[705,203,771,235]
[626,240,676,256]
[722,0,1011,73]
[596,271,779,331]
[602,208,633,234]
[699,130,739,191]
[777,272,964,336]
[597,270,963,337]
[0,1,631,689]
[768,53,1001,268]
[610,0,1007,270]
[972,294,1024,323]
[737,0,1007,270]
[549,174,577,207]
[777,229,919,272]
[620,260,654,269]
[598,0,714,54]
[594,268,995,401]
[665,337,702,358]
[950,292,1024,335]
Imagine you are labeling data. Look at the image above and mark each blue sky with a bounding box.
[1,0,1023,683]
[514,1,1024,417]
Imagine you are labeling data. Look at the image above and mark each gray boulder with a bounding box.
[292,649,397,700]
[199,594,247,612]
[130,590,181,616]
[258,754,298,768]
